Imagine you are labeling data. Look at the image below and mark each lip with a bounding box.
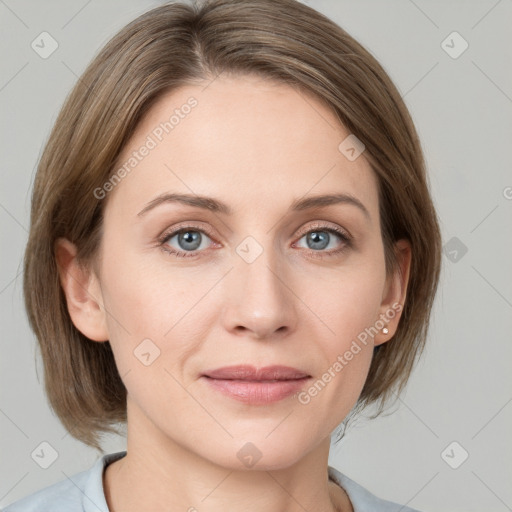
[202,365,310,381]
[201,365,311,405]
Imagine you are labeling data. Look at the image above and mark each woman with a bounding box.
[5,0,441,510]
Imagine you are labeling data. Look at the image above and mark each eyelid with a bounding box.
[158,220,351,244]
[157,221,218,243]
[156,219,352,258]
[294,220,352,241]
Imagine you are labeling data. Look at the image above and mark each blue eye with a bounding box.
[158,223,352,259]
[160,228,213,258]
[295,229,349,252]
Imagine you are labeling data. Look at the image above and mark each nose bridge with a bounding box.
[222,234,297,338]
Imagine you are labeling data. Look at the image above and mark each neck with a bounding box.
[103,400,352,512]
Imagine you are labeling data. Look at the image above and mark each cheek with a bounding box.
[303,261,385,350]
[297,260,385,399]
[98,244,221,375]
[100,241,189,331]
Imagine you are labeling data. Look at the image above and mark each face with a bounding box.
[76,74,404,469]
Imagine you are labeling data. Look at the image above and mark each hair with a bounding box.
[23,0,442,451]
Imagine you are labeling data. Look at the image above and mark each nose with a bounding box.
[221,250,298,340]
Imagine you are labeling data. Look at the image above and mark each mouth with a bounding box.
[202,364,310,381]
[201,365,311,404]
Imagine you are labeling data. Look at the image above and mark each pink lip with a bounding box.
[201,365,311,404]
[202,365,310,380]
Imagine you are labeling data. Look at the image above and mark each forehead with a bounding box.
[107,75,379,221]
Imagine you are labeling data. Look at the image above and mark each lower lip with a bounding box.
[202,377,310,404]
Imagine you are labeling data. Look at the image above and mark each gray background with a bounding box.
[1,1,511,511]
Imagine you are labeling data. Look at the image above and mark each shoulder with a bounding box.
[328,466,423,512]
[2,451,127,512]
[2,472,88,512]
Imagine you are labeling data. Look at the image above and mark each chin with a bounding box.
[196,430,320,471]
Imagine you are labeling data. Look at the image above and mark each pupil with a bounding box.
[308,231,329,250]
[180,231,201,250]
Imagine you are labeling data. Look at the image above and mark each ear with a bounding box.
[54,237,109,342]
[373,239,411,347]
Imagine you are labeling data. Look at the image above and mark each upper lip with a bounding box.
[202,365,310,381]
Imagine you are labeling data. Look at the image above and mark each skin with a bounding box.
[56,74,411,512]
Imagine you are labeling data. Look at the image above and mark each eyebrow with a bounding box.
[137,192,371,221]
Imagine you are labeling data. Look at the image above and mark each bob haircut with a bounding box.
[23,0,442,451]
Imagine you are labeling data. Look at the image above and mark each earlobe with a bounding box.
[54,237,109,342]
[374,239,412,347]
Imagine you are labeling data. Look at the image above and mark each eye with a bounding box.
[293,222,352,258]
[157,221,352,259]
[158,226,216,258]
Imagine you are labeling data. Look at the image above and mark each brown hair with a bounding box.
[23,0,442,451]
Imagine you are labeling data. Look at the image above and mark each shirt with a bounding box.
[2,450,421,511]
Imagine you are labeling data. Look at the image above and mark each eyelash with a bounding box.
[157,222,352,259]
